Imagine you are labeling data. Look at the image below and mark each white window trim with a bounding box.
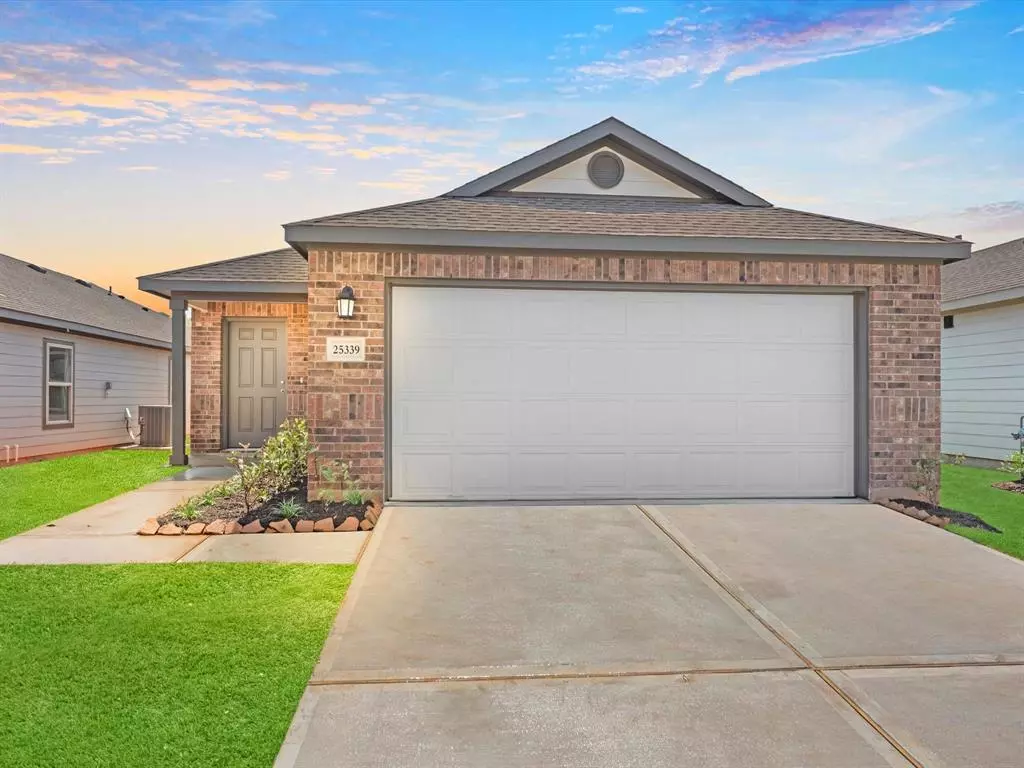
[44,340,75,427]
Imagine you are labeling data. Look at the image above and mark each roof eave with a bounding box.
[137,277,308,301]
[943,285,1024,313]
[285,223,972,262]
[0,307,171,349]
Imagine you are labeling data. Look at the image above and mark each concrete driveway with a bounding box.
[277,503,1024,768]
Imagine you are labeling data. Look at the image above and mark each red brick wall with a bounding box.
[190,301,308,453]
[306,250,940,499]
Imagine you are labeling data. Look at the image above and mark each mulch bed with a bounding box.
[993,480,1024,495]
[156,479,372,530]
[890,498,1002,533]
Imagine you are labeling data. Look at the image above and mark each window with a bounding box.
[943,315,955,330]
[44,341,74,427]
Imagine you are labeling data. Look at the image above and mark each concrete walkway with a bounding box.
[277,502,1024,768]
[0,468,368,565]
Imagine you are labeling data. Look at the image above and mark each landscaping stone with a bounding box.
[365,505,380,525]
[185,522,207,535]
[138,518,159,536]
[295,520,315,533]
[241,520,264,534]
[269,519,294,534]
[157,523,183,536]
[205,519,227,535]
[313,517,334,532]
[225,521,243,534]
[359,518,374,531]
[338,516,359,532]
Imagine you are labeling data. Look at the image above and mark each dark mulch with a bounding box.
[893,498,1002,533]
[993,481,1024,495]
[159,479,371,528]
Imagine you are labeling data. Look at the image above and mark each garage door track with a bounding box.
[276,503,1024,768]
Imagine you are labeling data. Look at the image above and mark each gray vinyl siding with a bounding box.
[0,321,172,460]
[942,301,1024,461]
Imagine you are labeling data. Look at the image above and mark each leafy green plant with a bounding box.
[226,444,271,515]
[276,498,302,519]
[1000,450,1024,483]
[178,498,203,521]
[315,459,365,506]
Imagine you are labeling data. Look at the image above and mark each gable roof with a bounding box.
[943,237,1024,308]
[138,248,308,299]
[446,117,771,206]
[283,117,969,262]
[0,252,170,347]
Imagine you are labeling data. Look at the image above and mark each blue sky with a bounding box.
[1,0,1022,308]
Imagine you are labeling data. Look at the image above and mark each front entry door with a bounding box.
[227,320,287,447]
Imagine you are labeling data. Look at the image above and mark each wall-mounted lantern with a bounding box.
[337,286,356,319]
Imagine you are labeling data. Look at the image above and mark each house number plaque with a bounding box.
[325,337,366,363]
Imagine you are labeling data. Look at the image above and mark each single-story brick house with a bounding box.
[138,118,968,502]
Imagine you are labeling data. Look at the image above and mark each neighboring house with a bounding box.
[941,236,1024,463]
[138,117,968,502]
[0,252,179,461]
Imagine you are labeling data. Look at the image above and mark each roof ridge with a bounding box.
[1,252,167,316]
[773,206,965,244]
[289,197,441,226]
[138,247,299,280]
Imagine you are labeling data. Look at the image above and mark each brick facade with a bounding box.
[189,301,308,453]
[305,249,940,500]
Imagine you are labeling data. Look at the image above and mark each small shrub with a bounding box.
[276,498,302,519]
[316,459,366,506]
[343,487,366,506]
[178,498,203,521]
[951,453,966,466]
[912,457,940,509]
[1000,450,1024,483]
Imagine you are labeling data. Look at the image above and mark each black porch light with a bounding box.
[337,286,356,318]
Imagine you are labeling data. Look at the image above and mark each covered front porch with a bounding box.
[137,248,309,466]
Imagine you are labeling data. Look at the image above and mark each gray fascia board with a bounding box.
[285,223,971,261]
[137,277,307,300]
[0,308,171,349]
[942,285,1024,313]
[445,118,771,207]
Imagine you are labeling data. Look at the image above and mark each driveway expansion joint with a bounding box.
[634,504,930,768]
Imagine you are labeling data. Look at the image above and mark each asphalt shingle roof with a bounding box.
[943,237,1024,303]
[294,195,960,244]
[0,252,170,344]
[139,247,308,283]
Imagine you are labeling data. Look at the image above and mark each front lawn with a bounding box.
[0,563,353,767]
[941,464,1024,560]
[0,449,182,540]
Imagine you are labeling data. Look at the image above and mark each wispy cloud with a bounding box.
[215,59,375,76]
[0,142,60,155]
[614,6,647,14]
[264,169,291,181]
[887,200,1024,247]
[1010,24,1024,35]
[579,1,977,85]
[185,78,302,92]
[120,165,159,172]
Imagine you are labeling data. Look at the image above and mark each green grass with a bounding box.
[0,449,183,540]
[0,563,354,767]
[941,464,1024,560]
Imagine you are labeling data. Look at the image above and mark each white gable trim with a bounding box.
[446,117,771,207]
[509,146,704,199]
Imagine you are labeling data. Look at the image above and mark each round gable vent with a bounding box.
[587,151,624,189]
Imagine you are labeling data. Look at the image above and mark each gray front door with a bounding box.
[227,320,287,447]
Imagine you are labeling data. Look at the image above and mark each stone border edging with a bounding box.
[138,504,380,536]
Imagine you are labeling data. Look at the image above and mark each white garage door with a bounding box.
[390,286,854,501]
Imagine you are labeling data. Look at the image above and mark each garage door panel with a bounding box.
[396,401,455,443]
[391,287,854,500]
[397,346,454,392]
[569,452,629,494]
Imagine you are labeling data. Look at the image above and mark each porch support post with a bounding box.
[170,296,188,466]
